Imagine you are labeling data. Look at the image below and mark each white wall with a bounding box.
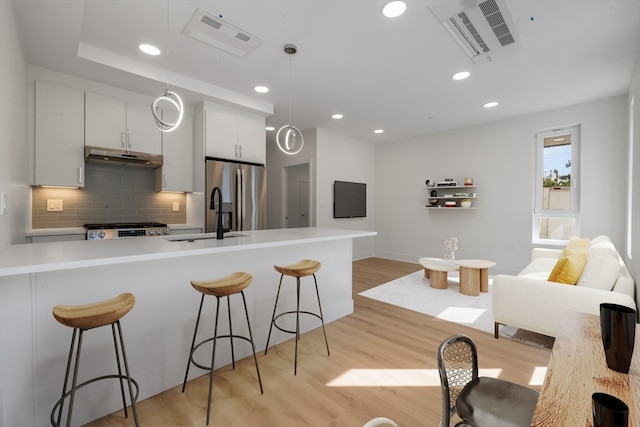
[266,128,317,229]
[375,96,629,276]
[625,54,640,310]
[266,128,375,259]
[315,128,375,260]
[0,0,29,247]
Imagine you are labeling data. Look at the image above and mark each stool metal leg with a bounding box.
[114,320,139,426]
[240,291,264,393]
[111,322,128,419]
[66,329,84,427]
[53,324,139,427]
[295,277,301,375]
[183,294,206,392]
[184,290,264,426]
[227,296,235,369]
[206,296,222,425]
[264,274,285,354]
[312,273,330,356]
[54,328,77,427]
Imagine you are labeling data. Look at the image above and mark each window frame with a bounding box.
[532,125,581,245]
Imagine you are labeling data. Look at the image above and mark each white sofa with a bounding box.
[492,235,636,338]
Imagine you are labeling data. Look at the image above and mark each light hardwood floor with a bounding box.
[86,257,551,426]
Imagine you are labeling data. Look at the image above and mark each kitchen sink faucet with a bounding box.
[209,186,224,240]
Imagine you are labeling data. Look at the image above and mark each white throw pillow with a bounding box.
[577,247,620,291]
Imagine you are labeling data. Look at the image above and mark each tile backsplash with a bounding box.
[32,163,186,228]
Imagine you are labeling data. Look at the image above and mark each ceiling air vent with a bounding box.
[182,9,262,58]
[429,0,522,65]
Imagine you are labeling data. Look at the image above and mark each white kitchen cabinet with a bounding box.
[34,80,85,187]
[157,110,194,192]
[203,102,266,164]
[237,113,267,163]
[85,92,161,154]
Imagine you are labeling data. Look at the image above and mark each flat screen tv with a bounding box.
[333,180,366,218]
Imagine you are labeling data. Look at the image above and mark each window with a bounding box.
[533,126,580,244]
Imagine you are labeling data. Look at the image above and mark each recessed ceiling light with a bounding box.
[374,129,384,134]
[483,101,499,108]
[331,113,343,119]
[139,44,161,56]
[265,126,275,131]
[452,71,470,80]
[254,85,269,93]
[382,1,406,18]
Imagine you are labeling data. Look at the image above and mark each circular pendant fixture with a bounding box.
[151,89,184,132]
[150,0,184,133]
[276,124,304,155]
[276,43,304,155]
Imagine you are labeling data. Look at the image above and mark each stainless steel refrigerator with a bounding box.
[205,158,267,233]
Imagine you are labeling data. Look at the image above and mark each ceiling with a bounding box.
[10,0,640,145]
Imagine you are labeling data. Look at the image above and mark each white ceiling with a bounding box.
[10,0,640,145]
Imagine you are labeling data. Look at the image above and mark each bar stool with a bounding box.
[51,292,139,427]
[182,272,263,425]
[264,259,330,375]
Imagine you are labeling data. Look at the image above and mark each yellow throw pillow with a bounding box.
[548,251,588,285]
[565,235,590,252]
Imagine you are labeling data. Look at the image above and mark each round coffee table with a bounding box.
[418,257,459,289]
[454,259,496,296]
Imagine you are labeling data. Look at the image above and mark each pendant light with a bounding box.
[151,0,183,133]
[276,43,304,155]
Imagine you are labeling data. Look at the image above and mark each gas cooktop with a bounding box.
[84,222,169,240]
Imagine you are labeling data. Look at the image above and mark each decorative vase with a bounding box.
[592,392,628,427]
[599,303,636,374]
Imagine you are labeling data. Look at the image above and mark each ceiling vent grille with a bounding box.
[182,9,262,58]
[429,0,522,65]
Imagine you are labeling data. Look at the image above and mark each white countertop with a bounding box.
[1,227,376,277]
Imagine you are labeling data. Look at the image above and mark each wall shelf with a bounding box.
[425,184,477,209]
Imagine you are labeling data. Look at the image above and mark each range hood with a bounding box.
[85,146,163,168]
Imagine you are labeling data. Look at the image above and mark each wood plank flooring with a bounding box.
[86,257,551,426]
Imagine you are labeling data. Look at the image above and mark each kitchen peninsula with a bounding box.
[0,227,375,427]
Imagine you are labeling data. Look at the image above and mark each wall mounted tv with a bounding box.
[333,180,366,218]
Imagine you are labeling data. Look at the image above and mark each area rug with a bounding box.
[359,270,554,349]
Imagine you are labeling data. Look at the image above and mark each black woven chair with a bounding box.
[437,334,540,427]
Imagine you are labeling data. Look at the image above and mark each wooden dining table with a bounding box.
[531,310,639,426]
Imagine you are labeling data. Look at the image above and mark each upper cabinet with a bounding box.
[202,102,266,164]
[85,92,161,155]
[34,80,85,187]
[157,109,194,192]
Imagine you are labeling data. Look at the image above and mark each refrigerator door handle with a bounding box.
[236,168,243,231]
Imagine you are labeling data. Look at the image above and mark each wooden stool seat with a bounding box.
[52,292,135,330]
[274,259,321,277]
[191,272,252,297]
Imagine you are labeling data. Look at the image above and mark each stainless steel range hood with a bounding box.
[85,146,163,168]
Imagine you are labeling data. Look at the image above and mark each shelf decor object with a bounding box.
[592,392,629,427]
[599,303,636,374]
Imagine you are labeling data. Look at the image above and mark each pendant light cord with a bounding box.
[288,53,293,127]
